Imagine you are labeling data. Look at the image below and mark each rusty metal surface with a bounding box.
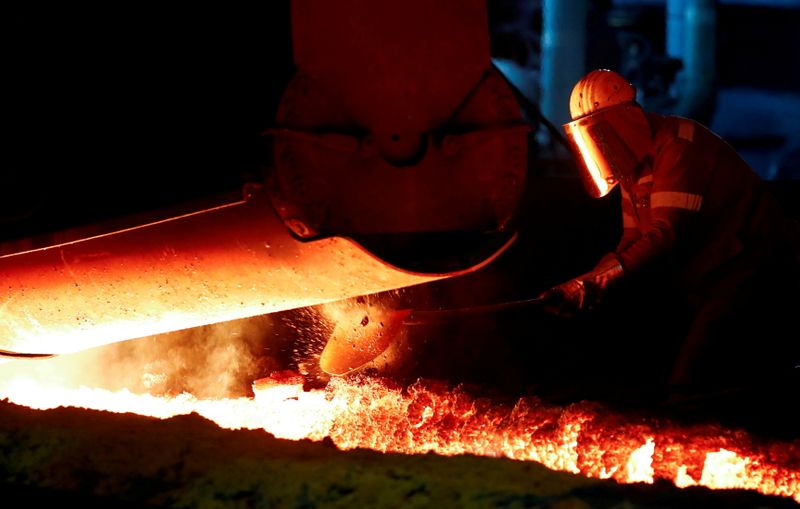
[291,0,490,134]
[0,185,510,357]
[271,1,528,239]
[271,68,529,237]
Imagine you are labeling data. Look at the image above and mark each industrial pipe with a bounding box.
[667,0,717,122]
[539,0,589,129]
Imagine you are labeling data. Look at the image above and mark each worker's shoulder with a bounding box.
[650,114,705,143]
[649,114,720,158]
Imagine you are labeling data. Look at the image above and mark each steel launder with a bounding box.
[0,184,511,357]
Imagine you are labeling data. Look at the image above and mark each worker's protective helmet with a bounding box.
[563,69,651,198]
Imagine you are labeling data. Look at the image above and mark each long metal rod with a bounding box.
[1,184,510,357]
[403,296,545,324]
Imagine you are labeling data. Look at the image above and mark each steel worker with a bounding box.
[539,69,800,390]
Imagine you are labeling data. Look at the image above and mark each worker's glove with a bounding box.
[539,279,592,318]
[539,254,624,318]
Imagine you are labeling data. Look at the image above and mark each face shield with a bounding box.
[562,102,647,198]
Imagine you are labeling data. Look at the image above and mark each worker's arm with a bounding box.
[542,121,709,316]
[616,127,707,274]
[614,186,642,253]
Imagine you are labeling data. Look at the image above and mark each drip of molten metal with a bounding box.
[0,368,797,502]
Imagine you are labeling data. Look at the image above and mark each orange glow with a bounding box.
[318,300,411,375]
[0,187,467,357]
[625,437,655,483]
[571,126,612,197]
[0,361,797,503]
[700,449,750,489]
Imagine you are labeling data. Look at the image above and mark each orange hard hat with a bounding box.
[569,69,637,120]
[563,69,650,198]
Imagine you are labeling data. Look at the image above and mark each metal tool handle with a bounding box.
[403,296,545,325]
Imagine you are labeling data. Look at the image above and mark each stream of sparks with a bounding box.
[0,370,797,503]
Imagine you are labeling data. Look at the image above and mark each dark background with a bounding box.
[4,4,294,241]
[4,1,799,244]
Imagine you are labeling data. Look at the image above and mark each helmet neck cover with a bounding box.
[563,102,651,197]
[563,69,652,198]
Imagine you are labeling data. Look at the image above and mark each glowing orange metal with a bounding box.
[569,123,614,197]
[0,184,503,357]
[0,369,796,503]
[318,305,411,375]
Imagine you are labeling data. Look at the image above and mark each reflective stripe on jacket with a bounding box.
[615,113,798,292]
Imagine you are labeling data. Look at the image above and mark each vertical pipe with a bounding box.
[539,0,589,128]
[667,0,717,121]
[666,0,686,60]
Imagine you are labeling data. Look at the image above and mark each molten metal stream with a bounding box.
[0,367,797,502]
